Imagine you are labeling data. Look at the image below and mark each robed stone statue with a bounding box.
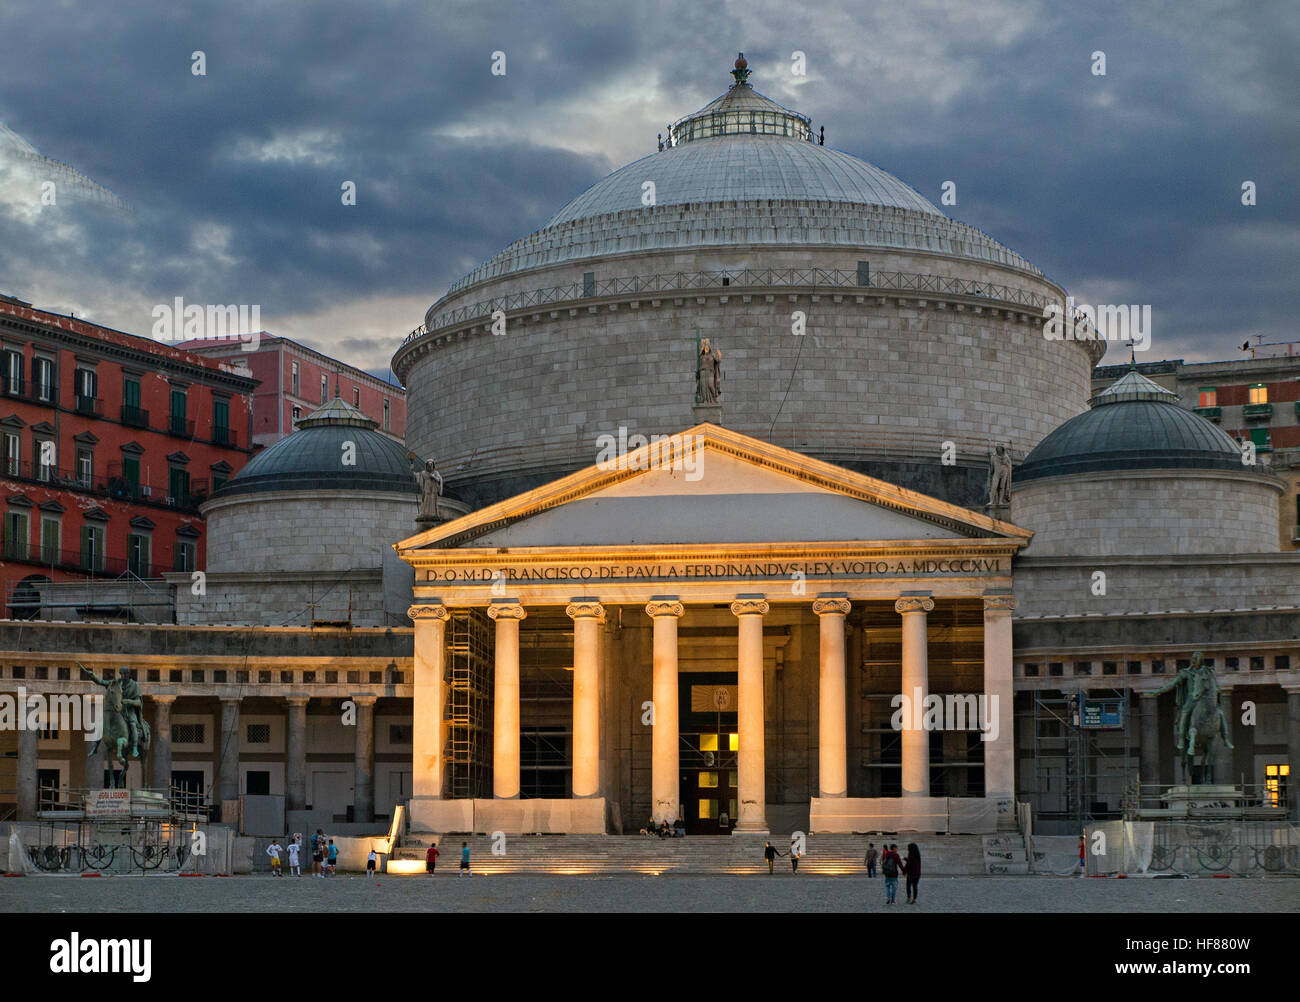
[987,444,1012,508]
[409,454,444,520]
[697,338,723,405]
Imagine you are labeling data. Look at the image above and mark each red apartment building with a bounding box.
[0,295,257,615]
[179,334,406,447]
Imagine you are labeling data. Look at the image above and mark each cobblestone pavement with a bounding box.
[3,874,1295,913]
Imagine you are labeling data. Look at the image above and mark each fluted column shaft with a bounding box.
[646,598,684,824]
[567,600,605,798]
[896,596,934,798]
[814,596,851,798]
[732,596,769,833]
[489,601,526,799]
[409,604,450,799]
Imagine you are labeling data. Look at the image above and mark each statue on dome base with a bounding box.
[697,337,723,405]
[986,443,1012,509]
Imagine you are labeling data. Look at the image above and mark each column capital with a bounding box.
[895,596,935,615]
[1139,689,1160,700]
[408,603,450,621]
[487,601,527,621]
[149,694,177,706]
[982,594,1018,613]
[350,693,379,707]
[645,598,684,619]
[566,599,606,622]
[219,696,242,707]
[730,596,769,617]
[812,596,851,617]
[1281,684,1300,695]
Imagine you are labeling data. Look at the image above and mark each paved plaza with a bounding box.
[3,874,1294,913]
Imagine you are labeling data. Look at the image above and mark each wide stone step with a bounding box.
[393,835,990,874]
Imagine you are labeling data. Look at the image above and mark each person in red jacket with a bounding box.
[426,843,439,875]
[903,843,922,904]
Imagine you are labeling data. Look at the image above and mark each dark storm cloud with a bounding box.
[0,0,1294,367]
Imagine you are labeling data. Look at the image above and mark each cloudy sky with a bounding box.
[0,0,1295,376]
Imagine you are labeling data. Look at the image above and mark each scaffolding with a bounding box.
[1031,684,1134,833]
[446,609,492,799]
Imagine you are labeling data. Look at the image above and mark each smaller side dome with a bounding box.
[1017,364,1245,481]
[211,396,417,499]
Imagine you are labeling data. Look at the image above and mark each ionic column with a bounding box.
[488,600,526,799]
[218,697,241,804]
[566,599,605,798]
[408,604,450,799]
[982,594,1017,798]
[1285,686,1300,823]
[1213,684,1235,786]
[646,598,684,824]
[813,595,852,798]
[731,596,770,833]
[895,596,935,798]
[151,695,176,791]
[352,694,377,823]
[17,710,38,820]
[286,695,309,811]
[1139,691,1160,796]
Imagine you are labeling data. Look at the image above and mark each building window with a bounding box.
[3,510,29,560]
[320,374,329,404]
[127,532,151,576]
[353,387,360,407]
[1127,660,1142,674]
[174,538,196,572]
[1248,383,1268,405]
[168,466,190,505]
[382,398,390,431]
[39,517,59,563]
[76,447,94,488]
[173,723,205,744]
[1225,657,1239,671]
[2,348,22,396]
[34,437,54,481]
[291,405,301,422]
[1249,656,1265,671]
[1048,662,1063,677]
[291,361,300,397]
[1277,655,1292,670]
[32,356,55,402]
[3,431,19,476]
[1022,663,1039,677]
[75,368,98,412]
[169,388,188,435]
[80,523,105,571]
[1264,764,1290,808]
[1197,387,1216,407]
[213,398,230,443]
[246,723,271,744]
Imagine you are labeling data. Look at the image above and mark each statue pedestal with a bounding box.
[692,403,722,426]
[1160,785,1247,813]
[414,498,471,533]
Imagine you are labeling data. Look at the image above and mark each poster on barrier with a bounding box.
[86,789,131,820]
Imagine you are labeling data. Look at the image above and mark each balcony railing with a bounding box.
[168,415,196,438]
[74,394,103,416]
[212,425,237,447]
[0,459,208,512]
[1,376,59,406]
[0,540,168,580]
[120,404,150,428]
[1243,402,1274,420]
[1194,405,1221,421]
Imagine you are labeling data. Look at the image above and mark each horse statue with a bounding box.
[80,663,151,789]
[1152,650,1233,785]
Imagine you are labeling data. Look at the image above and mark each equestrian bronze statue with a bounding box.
[1152,650,1233,785]
[80,663,151,789]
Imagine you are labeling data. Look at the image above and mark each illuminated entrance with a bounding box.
[679,671,739,833]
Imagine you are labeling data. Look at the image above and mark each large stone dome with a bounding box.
[1017,366,1245,481]
[212,397,416,499]
[395,56,1101,511]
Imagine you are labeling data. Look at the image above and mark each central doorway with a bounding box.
[679,671,739,834]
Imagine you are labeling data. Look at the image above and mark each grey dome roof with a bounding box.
[211,397,416,499]
[544,135,944,229]
[1018,366,1245,481]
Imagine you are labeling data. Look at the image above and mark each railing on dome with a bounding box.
[401,267,1053,348]
[669,108,813,144]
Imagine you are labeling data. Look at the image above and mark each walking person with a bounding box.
[312,829,325,877]
[327,839,339,876]
[763,841,781,875]
[789,835,801,874]
[864,842,878,877]
[1077,834,1087,877]
[459,841,472,877]
[903,843,922,904]
[367,848,378,878]
[287,838,301,876]
[881,843,903,904]
[266,839,283,877]
[426,843,439,875]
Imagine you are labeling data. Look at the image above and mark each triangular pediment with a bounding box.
[398,424,1030,553]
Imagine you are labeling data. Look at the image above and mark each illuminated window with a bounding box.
[1248,383,1268,404]
[1265,764,1289,807]
[699,734,718,752]
[729,771,738,788]
[698,799,718,819]
[1198,388,1216,407]
[728,733,739,751]
[698,771,718,789]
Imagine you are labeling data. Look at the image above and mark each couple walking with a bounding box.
[877,842,921,904]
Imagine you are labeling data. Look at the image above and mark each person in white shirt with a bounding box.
[366,848,378,878]
[287,839,301,876]
[266,840,283,877]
